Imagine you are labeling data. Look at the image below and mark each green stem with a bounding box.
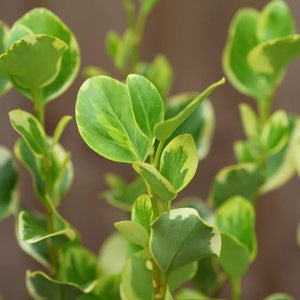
[32,88,45,127]
[230,278,241,300]
[154,140,165,169]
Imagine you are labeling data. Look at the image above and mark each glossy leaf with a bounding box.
[120,251,153,300]
[264,294,294,300]
[249,35,300,76]
[239,103,259,141]
[8,8,80,103]
[160,134,198,192]
[223,8,271,101]
[154,78,224,141]
[127,74,164,138]
[150,208,221,274]
[98,233,128,276]
[0,34,68,89]
[9,109,47,157]
[0,146,18,220]
[141,0,161,14]
[76,75,150,163]
[14,138,73,207]
[26,271,86,299]
[114,221,149,248]
[52,115,72,148]
[209,163,263,207]
[132,194,153,233]
[165,94,215,161]
[0,20,11,96]
[215,196,257,259]
[135,55,173,99]
[168,261,198,291]
[102,173,146,212]
[57,244,99,287]
[257,0,295,43]
[133,162,177,204]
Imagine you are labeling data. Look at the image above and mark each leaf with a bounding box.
[215,196,257,260]
[57,244,99,288]
[133,162,177,204]
[132,194,153,233]
[0,146,18,220]
[0,34,68,89]
[7,8,80,103]
[14,138,73,207]
[115,30,134,73]
[209,163,263,207]
[52,115,72,148]
[165,94,215,161]
[114,221,149,248]
[9,109,47,157]
[5,24,33,49]
[102,173,146,212]
[83,66,109,79]
[106,31,120,61]
[154,78,224,141]
[135,54,173,99]
[92,275,121,300]
[192,257,225,296]
[175,288,220,300]
[150,208,221,274]
[141,0,161,14]
[239,103,259,141]
[262,110,289,154]
[98,233,128,276]
[234,140,261,164]
[0,20,11,96]
[127,74,164,138]
[264,293,294,300]
[26,271,86,300]
[168,261,198,291]
[248,35,300,76]
[120,251,153,300]
[76,75,150,163]
[160,134,198,192]
[256,0,295,43]
[223,8,272,101]
[218,233,250,280]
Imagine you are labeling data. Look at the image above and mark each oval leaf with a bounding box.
[76,76,150,163]
[132,194,153,233]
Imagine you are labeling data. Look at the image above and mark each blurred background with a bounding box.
[0,0,299,299]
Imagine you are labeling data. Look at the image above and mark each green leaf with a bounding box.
[9,109,47,157]
[154,78,224,141]
[127,74,164,138]
[150,208,221,274]
[209,163,263,207]
[248,35,300,76]
[7,8,80,103]
[175,288,219,300]
[57,244,99,288]
[14,138,73,207]
[256,0,295,43]
[135,55,173,99]
[92,275,121,300]
[192,257,225,296]
[239,103,259,141]
[52,115,72,148]
[115,30,134,73]
[219,233,250,280]
[264,294,294,300]
[165,94,215,161]
[120,251,153,300]
[26,271,86,300]
[262,110,289,154]
[6,24,33,49]
[0,34,68,90]
[141,0,161,14]
[132,194,153,233]
[83,66,109,79]
[114,221,149,248]
[106,31,120,61]
[0,20,11,96]
[160,134,198,192]
[215,196,256,260]
[102,173,146,212]
[133,162,177,204]
[223,8,272,101]
[0,146,18,220]
[234,140,261,164]
[98,233,128,276]
[76,75,150,163]
[168,261,198,291]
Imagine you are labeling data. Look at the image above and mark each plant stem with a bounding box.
[230,278,241,300]
[32,88,45,127]
[154,140,165,169]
